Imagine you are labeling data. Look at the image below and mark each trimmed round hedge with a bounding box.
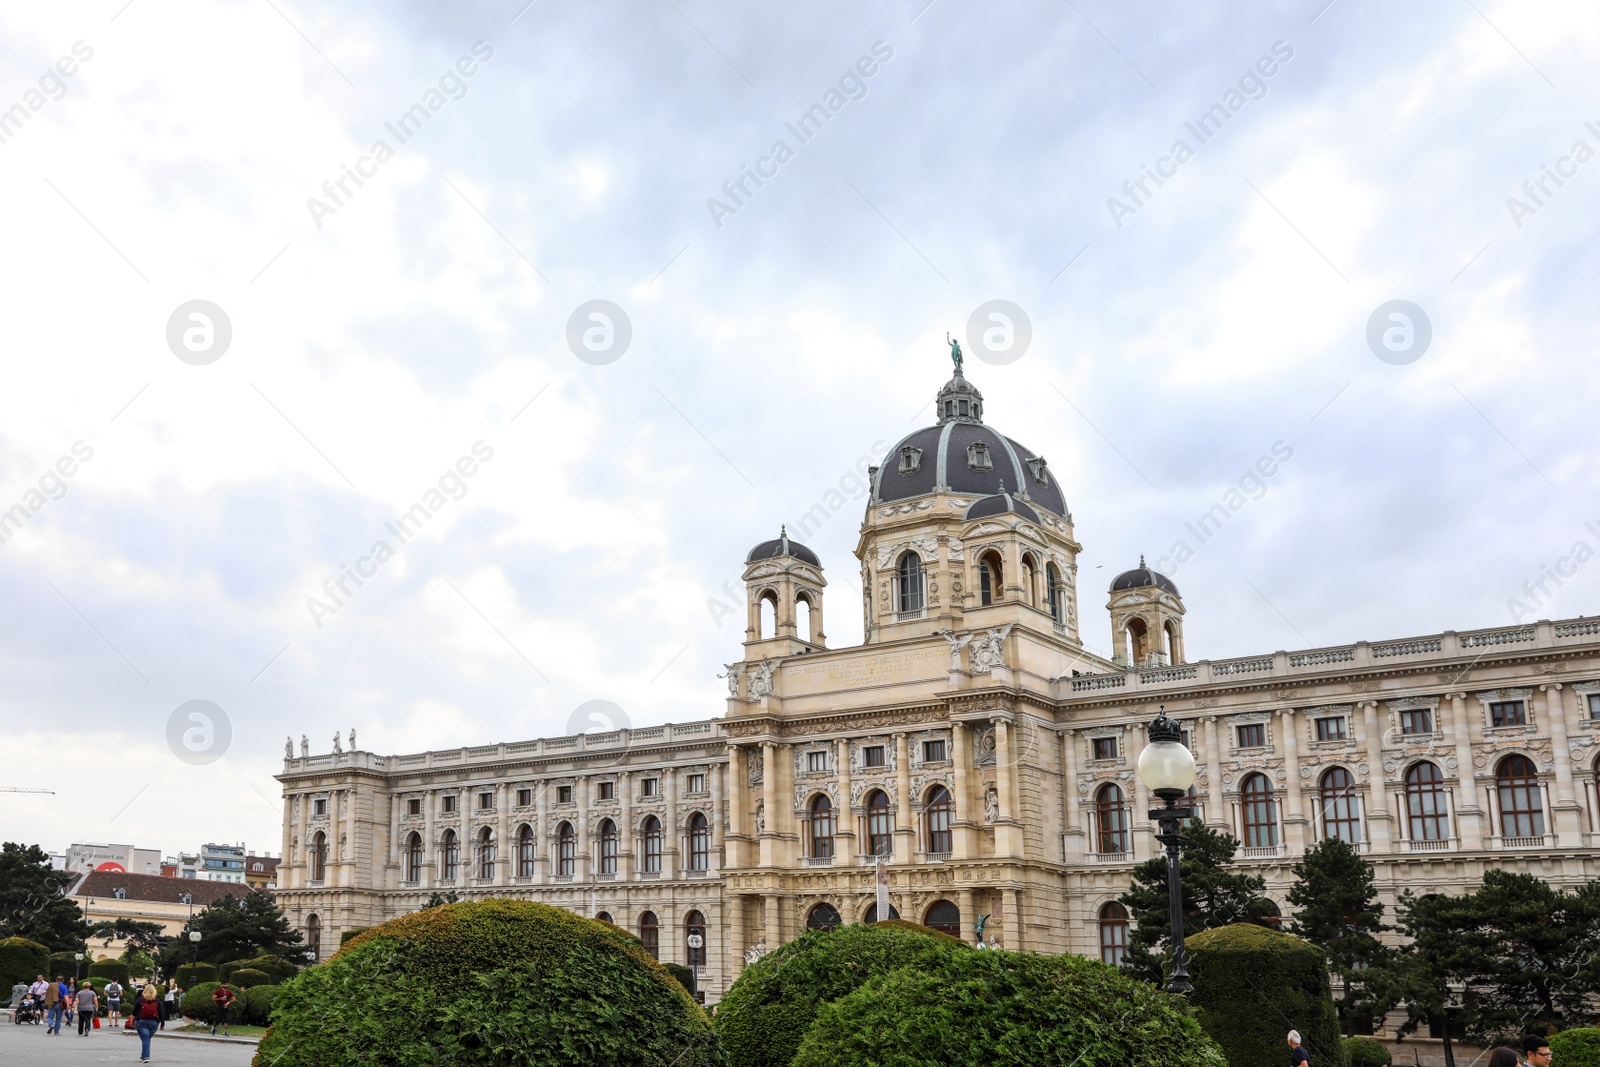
[0,937,49,990]
[243,984,278,1026]
[1551,1029,1600,1067]
[88,960,130,983]
[229,968,271,988]
[1344,1036,1392,1067]
[254,898,719,1067]
[714,919,969,1067]
[181,982,245,1025]
[793,948,1227,1067]
[221,956,299,985]
[1187,924,1346,1067]
[175,962,219,987]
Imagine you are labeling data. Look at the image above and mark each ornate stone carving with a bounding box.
[973,726,997,766]
[936,629,973,671]
[720,663,744,700]
[748,750,764,785]
[970,624,1015,674]
[947,538,965,561]
[1349,679,1382,692]
[983,786,998,824]
[748,658,777,700]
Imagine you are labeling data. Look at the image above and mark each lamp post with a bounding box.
[1135,706,1198,995]
[686,932,703,1004]
[188,930,201,992]
[73,952,84,984]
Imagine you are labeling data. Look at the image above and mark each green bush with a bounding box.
[243,984,278,1026]
[793,948,1227,1067]
[220,955,299,984]
[230,968,271,988]
[338,926,371,946]
[254,898,719,1067]
[46,951,89,980]
[87,960,130,983]
[0,937,49,991]
[180,982,244,1025]
[663,961,697,996]
[175,962,219,987]
[1187,924,1347,1067]
[1343,1036,1392,1067]
[1551,1029,1600,1067]
[714,919,969,1067]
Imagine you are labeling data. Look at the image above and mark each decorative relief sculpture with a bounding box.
[744,941,768,965]
[720,663,744,700]
[754,801,765,835]
[935,629,973,671]
[748,658,777,700]
[983,786,998,824]
[947,537,965,561]
[969,624,1015,674]
[973,726,997,766]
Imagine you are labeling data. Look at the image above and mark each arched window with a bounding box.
[759,591,777,638]
[309,831,327,882]
[557,822,576,877]
[1405,762,1450,842]
[439,830,459,880]
[866,790,893,856]
[642,815,663,873]
[979,552,1003,606]
[1496,755,1545,839]
[305,913,321,959]
[1164,621,1179,661]
[1125,617,1149,665]
[806,903,842,931]
[1318,767,1361,844]
[685,910,706,967]
[897,552,925,614]
[596,911,613,924]
[517,824,535,877]
[476,827,495,880]
[1240,773,1278,849]
[1020,553,1037,606]
[639,911,659,959]
[1046,563,1064,622]
[925,786,953,854]
[862,901,899,923]
[599,819,618,875]
[797,595,814,642]
[925,899,960,937]
[809,795,835,859]
[1095,783,1130,854]
[404,832,423,882]
[688,812,711,871]
[1098,902,1129,966]
[1250,898,1283,930]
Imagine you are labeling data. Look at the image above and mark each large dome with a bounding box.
[871,370,1067,516]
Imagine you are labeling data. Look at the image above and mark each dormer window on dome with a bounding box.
[898,446,922,474]
[967,442,992,471]
[1027,456,1050,485]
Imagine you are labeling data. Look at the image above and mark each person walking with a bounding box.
[1522,1036,1554,1067]
[211,983,236,1036]
[1489,1049,1522,1067]
[1287,1030,1310,1066]
[105,978,123,1024]
[133,985,163,1063]
[74,981,97,1035]
[163,983,178,1029]
[43,973,63,1034]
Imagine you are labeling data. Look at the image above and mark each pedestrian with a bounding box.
[1288,1030,1310,1066]
[1489,1049,1522,1067]
[211,982,236,1036]
[75,981,97,1036]
[106,978,123,1023]
[43,973,63,1034]
[163,982,178,1029]
[133,984,163,1063]
[1522,1036,1554,1067]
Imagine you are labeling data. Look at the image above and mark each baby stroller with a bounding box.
[12,993,41,1025]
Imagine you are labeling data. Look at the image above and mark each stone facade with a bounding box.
[275,365,1600,1002]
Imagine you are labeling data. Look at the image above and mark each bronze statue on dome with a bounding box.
[946,331,963,373]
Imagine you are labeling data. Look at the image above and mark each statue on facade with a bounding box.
[300,734,309,758]
[285,736,294,759]
[754,800,765,835]
[744,941,769,966]
[747,657,776,700]
[349,728,357,751]
[983,785,998,824]
[719,663,743,700]
[946,331,963,373]
[974,913,990,947]
[935,629,973,672]
[969,623,1015,674]
[332,731,343,754]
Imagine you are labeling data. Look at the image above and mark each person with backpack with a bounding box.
[74,981,97,1035]
[133,985,163,1062]
[43,974,63,1034]
[211,983,236,1036]
[105,979,123,1024]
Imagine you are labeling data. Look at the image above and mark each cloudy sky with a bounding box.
[2,0,1597,861]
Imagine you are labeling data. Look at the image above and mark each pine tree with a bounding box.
[1286,837,1388,1034]
[0,842,89,951]
[157,891,312,975]
[1117,822,1269,984]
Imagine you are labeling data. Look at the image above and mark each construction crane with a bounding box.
[0,787,54,794]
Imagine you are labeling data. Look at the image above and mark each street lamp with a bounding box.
[1136,706,1198,996]
[686,932,703,1004]
[188,930,201,992]
[73,952,84,984]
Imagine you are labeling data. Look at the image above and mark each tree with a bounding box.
[0,842,88,951]
[1117,822,1270,984]
[156,891,311,976]
[1287,837,1389,1034]
[92,917,167,955]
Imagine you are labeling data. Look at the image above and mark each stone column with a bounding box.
[836,738,856,858]
[496,782,510,885]
[1279,709,1306,851]
[951,723,976,859]
[619,772,634,878]
[664,767,680,877]
[1127,725,1152,862]
[729,895,747,977]
[994,719,1022,856]
[895,732,914,862]
[575,774,591,880]
[1001,888,1022,950]
[1446,692,1483,848]
[957,887,977,945]
[726,746,746,868]
[1542,684,1581,846]
[763,894,780,949]
[423,789,435,887]
[710,764,724,870]
[760,742,778,867]
[1060,730,1082,855]
[1203,716,1226,829]
[1358,702,1393,852]
[387,791,401,889]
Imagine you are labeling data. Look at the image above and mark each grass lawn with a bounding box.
[173,1023,269,1037]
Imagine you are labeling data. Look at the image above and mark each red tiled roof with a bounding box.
[70,870,255,906]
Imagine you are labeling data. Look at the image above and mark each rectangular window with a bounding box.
[807,751,828,773]
[1400,709,1433,735]
[1092,737,1118,761]
[642,778,658,797]
[687,773,705,793]
[313,798,327,816]
[478,792,493,810]
[1588,693,1600,720]
[1315,717,1347,742]
[864,746,886,767]
[557,785,573,804]
[407,798,421,816]
[442,795,457,813]
[1180,729,1192,751]
[1237,724,1265,749]
[516,788,531,807]
[598,782,614,801]
[1489,700,1526,727]
[922,739,947,763]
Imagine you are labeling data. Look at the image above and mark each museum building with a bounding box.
[275,359,1600,1002]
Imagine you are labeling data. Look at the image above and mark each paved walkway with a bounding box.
[0,1019,259,1064]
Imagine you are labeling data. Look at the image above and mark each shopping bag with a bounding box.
[93,1016,100,1029]
[124,1017,135,1030]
